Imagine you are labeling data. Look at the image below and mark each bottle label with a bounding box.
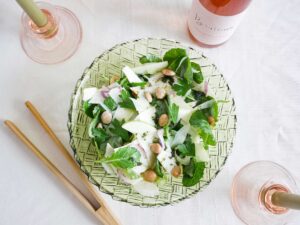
[188,0,246,45]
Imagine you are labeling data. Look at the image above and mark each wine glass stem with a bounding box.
[272,192,300,210]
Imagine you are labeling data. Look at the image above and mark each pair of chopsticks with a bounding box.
[4,101,121,225]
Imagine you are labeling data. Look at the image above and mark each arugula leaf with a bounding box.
[119,89,136,110]
[210,101,218,121]
[176,56,193,83]
[191,62,203,84]
[129,81,147,87]
[93,127,110,154]
[151,98,168,121]
[103,96,117,111]
[92,127,109,143]
[163,48,187,65]
[168,57,182,71]
[83,101,102,118]
[119,76,131,90]
[182,159,205,187]
[99,147,141,169]
[108,119,130,142]
[88,110,101,137]
[176,136,195,157]
[189,110,216,149]
[175,136,195,157]
[107,136,123,148]
[154,159,164,178]
[168,103,179,124]
[172,78,192,96]
[139,54,162,64]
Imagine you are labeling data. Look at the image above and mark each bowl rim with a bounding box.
[67,37,237,207]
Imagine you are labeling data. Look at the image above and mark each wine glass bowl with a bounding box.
[20,2,82,64]
[231,161,298,225]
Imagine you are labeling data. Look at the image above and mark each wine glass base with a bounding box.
[231,161,297,225]
[20,6,82,64]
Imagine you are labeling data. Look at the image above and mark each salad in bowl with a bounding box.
[82,48,219,197]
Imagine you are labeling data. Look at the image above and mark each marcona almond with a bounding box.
[150,143,162,154]
[155,87,166,99]
[208,116,215,126]
[162,68,176,77]
[143,170,157,182]
[101,111,112,124]
[158,114,169,127]
[171,165,181,178]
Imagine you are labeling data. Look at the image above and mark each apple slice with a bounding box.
[133,61,168,75]
[122,121,156,134]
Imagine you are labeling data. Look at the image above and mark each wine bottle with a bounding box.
[188,0,252,46]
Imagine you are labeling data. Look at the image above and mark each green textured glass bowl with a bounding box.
[68,38,237,207]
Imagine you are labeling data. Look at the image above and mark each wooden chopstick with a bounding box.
[4,102,121,225]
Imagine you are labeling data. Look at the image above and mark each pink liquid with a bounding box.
[199,0,252,16]
[259,184,289,214]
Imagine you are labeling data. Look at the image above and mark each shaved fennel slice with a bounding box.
[122,121,156,134]
[102,144,117,175]
[157,143,176,173]
[190,131,210,162]
[114,107,135,121]
[132,61,168,75]
[135,106,156,126]
[130,97,150,113]
[122,66,142,83]
[83,87,98,101]
[137,133,155,166]
[133,180,159,197]
[196,99,215,110]
[108,87,122,103]
[172,124,190,147]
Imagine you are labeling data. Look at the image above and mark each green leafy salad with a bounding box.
[82,48,219,197]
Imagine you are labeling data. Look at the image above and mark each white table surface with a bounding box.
[1,0,300,224]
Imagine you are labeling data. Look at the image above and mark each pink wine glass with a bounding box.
[231,161,299,225]
[20,2,82,64]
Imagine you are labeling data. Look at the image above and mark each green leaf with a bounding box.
[172,78,192,96]
[83,101,102,118]
[119,89,136,110]
[176,56,193,83]
[191,62,203,84]
[154,159,164,178]
[168,103,179,124]
[129,82,147,87]
[99,147,141,169]
[182,160,205,187]
[103,96,117,111]
[107,136,123,148]
[92,127,109,143]
[139,54,162,64]
[189,110,216,149]
[176,137,195,157]
[168,57,182,71]
[210,101,218,121]
[108,119,130,142]
[88,110,101,137]
[151,98,168,123]
[163,48,187,64]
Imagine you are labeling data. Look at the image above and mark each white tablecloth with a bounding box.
[1,0,300,224]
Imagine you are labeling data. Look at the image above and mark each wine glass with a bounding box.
[231,161,299,225]
[20,1,82,64]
